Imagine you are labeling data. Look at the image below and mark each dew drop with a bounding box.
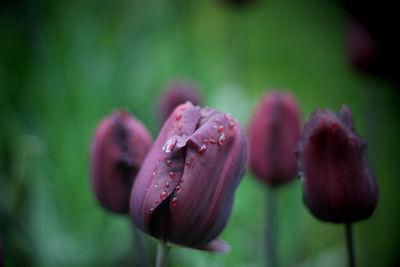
[190,156,195,161]
[154,183,158,188]
[171,197,178,207]
[154,199,159,204]
[166,182,170,188]
[166,160,172,166]
[178,124,183,130]
[153,171,157,176]
[332,122,338,133]
[169,172,175,179]
[229,122,235,130]
[163,138,177,153]
[176,113,182,120]
[160,191,168,200]
[209,137,216,144]
[149,208,154,214]
[218,133,226,146]
[175,185,182,192]
[204,139,209,145]
[348,138,356,145]
[185,160,191,167]
[218,125,225,133]
[198,144,207,154]
[180,178,184,184]
[163,156,167,161]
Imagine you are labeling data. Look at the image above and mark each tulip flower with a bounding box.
[90,109,153,214]
[248,91,301,186]
[247,90,301,267]
[296,105,378,267]
[159,82,202,123]
[130,101,246,265]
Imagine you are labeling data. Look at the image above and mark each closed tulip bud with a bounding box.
[130,102,246,251]
[248,91,301,186]
[296,105,379,223]
[90,110,153,214]
[159,82,202,123]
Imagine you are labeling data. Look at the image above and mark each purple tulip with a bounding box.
[130,102,246,251]
[296,105,379,223]
[159,82,202,123]
[90,109,153,214]
[248,91,301,186]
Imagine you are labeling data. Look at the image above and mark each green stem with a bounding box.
[266,186,277,267]
[156,242,169,267]
[345,223,356,267]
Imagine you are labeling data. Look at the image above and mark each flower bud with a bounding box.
[90,110,153,214]
[248,91,301,186]
[296,105,379,223]
[130,102,246,251]
[159,82,202,123]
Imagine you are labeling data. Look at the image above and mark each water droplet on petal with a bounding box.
[225,113,233,120]
[186,160,191,167]
[209,137,216,144]
[160,191,168,200]
[348,137,356,145]
[178,124,183,130]
[204,139,209,145]
[218,125,225,133]
[181,178,184,184]
[171,197,178,207]
[169,172,175,179]
[218,133,226,146]
[149,208,154,214]
[153,171,157,176]
[166,182,170,188]
[198,144,207,154]
[229,122,235,130]
[154,183,158,188]
[163,138,177,153]
[166,160,172,166]
[176,113,182,120]
[176,185,182,192]
[155,199,159,204]
[190,156,195,161]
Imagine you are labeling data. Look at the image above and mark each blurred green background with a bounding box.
[1,0,399,266]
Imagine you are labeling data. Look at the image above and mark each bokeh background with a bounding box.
[1,0,399,266]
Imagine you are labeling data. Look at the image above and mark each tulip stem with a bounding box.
[266,186,277,267]
[345,223,356,267]
[132,224,151,267]
[156,242,169,267]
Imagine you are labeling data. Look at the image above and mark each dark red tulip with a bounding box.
[248,91,301,186]
[130,102,246,251]
[296,105,379,223]
[159,82,202,123]
[348,16,379,73]
[90,109,153,214]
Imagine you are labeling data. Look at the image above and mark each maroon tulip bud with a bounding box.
[159,82,202,123]
[90,110,153,214]
[248,91,301,186]
[348,16,379,73]
[130,102,246,251]
[296,105,379,223]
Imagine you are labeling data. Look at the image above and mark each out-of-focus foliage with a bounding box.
[1,0,399,266]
